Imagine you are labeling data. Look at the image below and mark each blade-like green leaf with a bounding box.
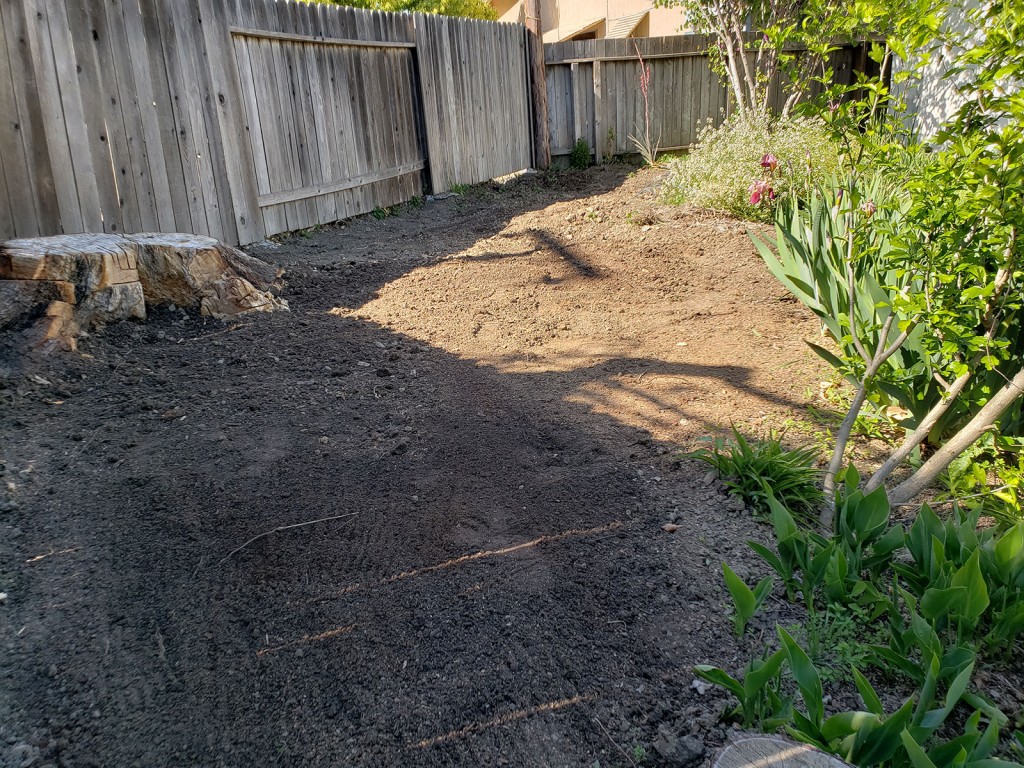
[921,586,967,621]
[778,626,823,728]
[822,711,880,742]
[693,665,743,698]
[902,729,939,768]
[748,541,787,578]
[950,551,990,623]
[853,698,915,766]
[853,668,884,716]
[743,647,788,700]
[723,562,756,636]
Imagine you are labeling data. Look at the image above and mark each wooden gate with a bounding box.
[0,0,534,246]
[222,8,426,239]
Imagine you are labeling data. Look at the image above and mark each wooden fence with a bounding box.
[0,0,532,245]
[545,36,869,160]
[0,1,871,247]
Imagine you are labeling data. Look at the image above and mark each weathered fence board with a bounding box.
[0,2,865,246]
[0,0,533,244]
[225,10,423,237]
[545,35,869,159]
[413,13,532,193]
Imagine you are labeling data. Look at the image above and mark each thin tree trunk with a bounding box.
[822,382,870,524]
[889,366,1024,506]
[729,19,759,111]
[867,232,1016,493]
[720,35,748,117]
[864,370,972,492]
[821,317,915,529]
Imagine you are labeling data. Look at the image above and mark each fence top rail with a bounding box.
[228,26,417,49]
[544,33,868,64]
[548,50,712,65]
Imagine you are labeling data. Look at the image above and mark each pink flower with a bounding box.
[760,153,779,171]
[862,200,877,217]
[749,179,775,205]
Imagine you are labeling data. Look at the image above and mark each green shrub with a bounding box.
[569,137,591,169]
[943,434,1024,528]
[687,427,823,522]
[696,475,1024,768]
[698,484,1024,768]
[663,113,840,221]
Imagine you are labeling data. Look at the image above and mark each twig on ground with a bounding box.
[218,512,360,565]
[594,716,638,768]
[186,322,252,343]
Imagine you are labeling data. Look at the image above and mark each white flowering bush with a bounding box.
[663,113,841,221]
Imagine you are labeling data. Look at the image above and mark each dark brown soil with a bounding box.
[0,166,829,768]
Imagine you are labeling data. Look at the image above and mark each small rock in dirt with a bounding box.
[318,436,329,445]
[662,523,680,533]
[701,470,717,486]
[0,592,7,603]
[725,496,745,512]
[691,678,709,695]
[653,729,705,768]
[9,742,40,768]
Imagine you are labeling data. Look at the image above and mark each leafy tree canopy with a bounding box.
[314,0,497,20]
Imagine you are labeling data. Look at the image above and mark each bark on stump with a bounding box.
[0,280,80,352]
[127,233,284,316]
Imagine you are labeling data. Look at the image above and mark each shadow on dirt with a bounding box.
[252,165,637,311]
[1,165,774,768]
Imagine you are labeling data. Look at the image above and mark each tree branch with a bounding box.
[889,366,1024,506]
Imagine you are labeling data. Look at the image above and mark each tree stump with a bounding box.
[1,233,140,301]
[127,233,284,316]
[1,231,286,354]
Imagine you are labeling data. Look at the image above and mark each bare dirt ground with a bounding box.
[0,166,830,767]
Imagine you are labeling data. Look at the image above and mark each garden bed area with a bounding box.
[3,166,840,767]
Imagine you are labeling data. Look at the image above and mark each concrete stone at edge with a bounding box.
[713,736,853,768]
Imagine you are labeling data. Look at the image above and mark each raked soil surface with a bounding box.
[1,165,831,767]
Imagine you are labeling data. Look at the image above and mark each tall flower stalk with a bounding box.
[629,42,660,166]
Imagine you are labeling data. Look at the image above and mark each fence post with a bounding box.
[593,60,605,163]
[409,14,436,195]
[524,0,549,170]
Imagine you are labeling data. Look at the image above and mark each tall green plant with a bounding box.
[752,177,928,521]
[688,426,823,521]
[753,1,1024,521]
